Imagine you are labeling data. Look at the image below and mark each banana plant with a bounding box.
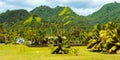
[87,21,120,54]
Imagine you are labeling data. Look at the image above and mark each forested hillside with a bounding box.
[0,2,120,31]
[30,6,80,22]
[0,2,120,51]
[87,2,120,25]
[0,9,30,25]
[30,6,88,30]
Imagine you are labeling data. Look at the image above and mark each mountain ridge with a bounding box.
[0,2,120,31]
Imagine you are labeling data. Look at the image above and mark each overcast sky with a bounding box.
[0,0,120,16]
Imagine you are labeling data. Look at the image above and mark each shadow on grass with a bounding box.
[88,50,117,54]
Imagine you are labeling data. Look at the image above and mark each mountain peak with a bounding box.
[30,5,78,22]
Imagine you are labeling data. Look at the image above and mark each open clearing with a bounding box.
[0,44,120,60]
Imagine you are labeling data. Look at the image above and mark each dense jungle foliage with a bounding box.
[87,22,120,54]
[0,2,120,54]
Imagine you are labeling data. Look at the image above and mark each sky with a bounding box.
[0,0,120,16]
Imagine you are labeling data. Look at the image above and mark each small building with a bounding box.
[16,37,25,44]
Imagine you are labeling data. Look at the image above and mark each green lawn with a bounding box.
[0,44,120,60]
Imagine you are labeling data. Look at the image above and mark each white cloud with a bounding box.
[0,1,13,13]
[90,0,104,6]
[25,0,50,6]
[56,0,89,3]
[70,0,120,15]
[5,0,19,2]
[91,0,120,6]
[104,0,120,3]
[1,0,120,15]
[72,7,100,16]
[0,1,6,7]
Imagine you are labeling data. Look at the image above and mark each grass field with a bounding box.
[0,44,120,60]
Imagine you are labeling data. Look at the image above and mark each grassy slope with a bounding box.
[0,44,119,60]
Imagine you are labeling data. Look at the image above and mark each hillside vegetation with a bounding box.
[0,2,120,50]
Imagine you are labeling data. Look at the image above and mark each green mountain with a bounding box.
[30,6,81,22]
[1,2,120,31]
[30,6,59,22]
[0,9,30,25]
[88,2,120,25]
[30,5,88,30]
